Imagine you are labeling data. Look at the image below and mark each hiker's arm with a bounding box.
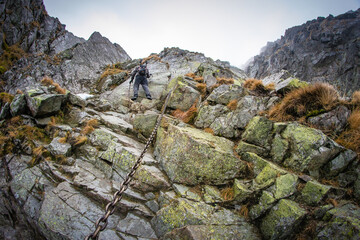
[130,67,138,82]
[146,68,150,78]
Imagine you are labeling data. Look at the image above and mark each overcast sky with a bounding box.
[43,0,360,68]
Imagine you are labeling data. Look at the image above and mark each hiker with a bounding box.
[129,60,152,101]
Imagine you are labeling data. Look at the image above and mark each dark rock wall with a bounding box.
[246,9,360,95]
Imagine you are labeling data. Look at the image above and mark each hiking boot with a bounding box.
[147,96,152,100]
[131,97,137,101]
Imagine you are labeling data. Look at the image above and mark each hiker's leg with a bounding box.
[142,83,152,98]
[133,80,140,99]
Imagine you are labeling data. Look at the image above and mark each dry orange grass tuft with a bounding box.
[239,204,249,218]
[243,78,264,90]
[41,76,66,94]
[216,77,234,85]
[52,83,67,94]
[194,76,204,82]
[41,76,54,86]
[81,125,95,135]
[81,119,99,135]
[16,89,23,94]
[0,92,14,103]
[227,99,238,110]
[265,82,275,91]
[86,119,99,128]
[220,187,234,201]
[326,198,339,207]
[185,73,196,79]
[348,110,360,130]
[269,82,339,121]
[204,128,214,135]
[196,83,207,97]
[74,136,88,146]
[336,109,360,153]
[351,91,360,105]
[142,54,161,63]
[172,102,198,124]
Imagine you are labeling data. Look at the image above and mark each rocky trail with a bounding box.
[1,0,360,239]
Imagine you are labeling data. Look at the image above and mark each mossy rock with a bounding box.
[236,141,268,158]
[151,198,248,237]
[233,179,253,203]
[154,123,245,185]
[133,113,159,138]
[163,224,261,240]
[316,203,360,239]
[300,180,331,206]
[282,122,343,175]
[272,173,298,200]
[242,116,273,150]
[249,191,276,220]
[260,199,307,240]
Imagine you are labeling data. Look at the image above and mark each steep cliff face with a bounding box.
[246,9,360,95]
[0,0,131,93]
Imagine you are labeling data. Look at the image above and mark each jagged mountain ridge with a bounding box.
[0,0,131,94]
[1,1,360,240]
[246,9,360,95]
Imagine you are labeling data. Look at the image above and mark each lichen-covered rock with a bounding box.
[261,71,308,94]
[242,116,274,150]
[236,141,268,158]
[270,134,289,164]
[301,181,331,206]
[203,185,222,203]
[26,92,67,117]
[117,213,157,239]
[154,123,245,185]
[249,191,276,220]
[322,149,357,177]
[133,112,159,137]
[0,102,11,120]
[206,84,245,105]
[48,137,72,156]
[163,224,261,240]
[173,184,202,201]
[38,182,122,240]
[316,203,360,240]
[260,199,307,240]
[68,92,86,108]
[207,96,276,138]
[271,173,298,200]
[233,179,253,203]
[151,197,253,237]
[10,94,27,116]
[282,122,343,176]
[168,78,201,111]
[254,163,287,189]
[194,104,229,129]
[307,105,351,134]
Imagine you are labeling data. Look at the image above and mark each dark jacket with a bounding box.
[131,65,150,82]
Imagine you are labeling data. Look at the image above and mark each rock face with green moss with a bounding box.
[151,197,260,238]
[155,122,245,185]
[260,199,307,239]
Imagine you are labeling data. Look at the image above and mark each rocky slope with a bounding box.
[0,0,130,94]
[246,9,360,95]
[1,1,360,240]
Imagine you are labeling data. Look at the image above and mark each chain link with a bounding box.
[85,86,176,240]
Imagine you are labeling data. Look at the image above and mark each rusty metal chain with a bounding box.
[85,85,176,240]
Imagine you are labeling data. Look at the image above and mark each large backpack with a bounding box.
[138,65,147,76]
